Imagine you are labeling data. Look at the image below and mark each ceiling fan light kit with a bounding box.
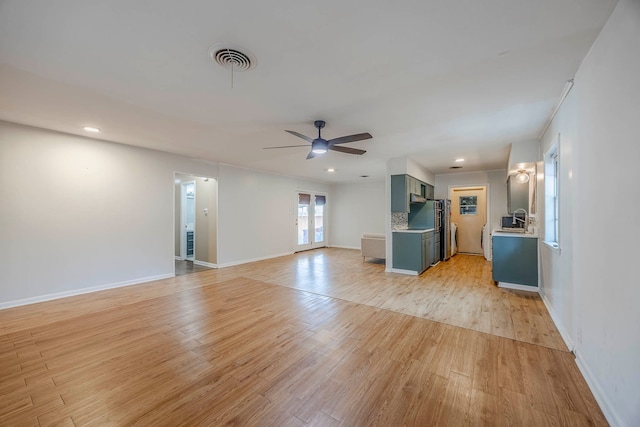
[312,140,328,154]
[265,120,372,160]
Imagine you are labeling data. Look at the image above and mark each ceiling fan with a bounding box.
[263,120,372,159]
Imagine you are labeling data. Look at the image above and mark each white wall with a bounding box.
[0,122,334,306]
[539,1,640,425]
[508,139,540,173]
[329,180,385,249]
[388,156,436,185]
[216,164,329,266]
[406,158,435,185]
[0,121,217,306]
[434,169,508,260]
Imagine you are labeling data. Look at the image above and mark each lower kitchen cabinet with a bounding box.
[492,235,538,286]
[393,230,435,274]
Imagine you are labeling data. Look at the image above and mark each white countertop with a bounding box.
[393,228,435,233]
[492,228,538,238]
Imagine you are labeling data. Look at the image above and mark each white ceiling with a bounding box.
[0,0,617,183]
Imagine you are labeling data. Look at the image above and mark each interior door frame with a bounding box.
[448,183,491,260]
[181,180,196,261]
[294,190,328,252]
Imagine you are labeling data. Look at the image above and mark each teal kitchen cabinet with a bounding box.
[423,232,435,269]
[391,174,433,213]
[393,230,434,274]
[492,235,538,286]
[425,184,435,200]
[391,175,410,212]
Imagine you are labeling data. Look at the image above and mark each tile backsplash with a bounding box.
[391,212,408,230]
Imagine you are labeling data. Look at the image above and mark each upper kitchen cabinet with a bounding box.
[507,175,529,213]
[391,174,434,212]
[425,183,434,199]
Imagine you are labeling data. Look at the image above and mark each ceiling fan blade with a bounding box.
[285,130,314,143]
[329,145,366,155]
[306,151,316,160]
[328,132,372,145]
[262,145,309,149]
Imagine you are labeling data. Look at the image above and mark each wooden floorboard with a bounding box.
[0,249,606,426]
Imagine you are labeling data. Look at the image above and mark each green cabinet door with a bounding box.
[424,233,434,270]
[492,236,538,286]
[393,232,422,271]
[392,174,435,212]
[391,175,409,212]
[426,184,435,199]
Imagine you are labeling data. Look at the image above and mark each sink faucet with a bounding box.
[512,208,528,232]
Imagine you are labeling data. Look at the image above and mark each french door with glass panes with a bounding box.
[295,191,327,251]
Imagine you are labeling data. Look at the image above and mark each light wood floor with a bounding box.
[175,260,213,277]
[0,250,607,426]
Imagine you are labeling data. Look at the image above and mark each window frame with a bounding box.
[543,137,560,252]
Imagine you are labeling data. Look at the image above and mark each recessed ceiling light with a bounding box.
[327,168,335,172]
[455,158,464,162]
[83,126,100,133]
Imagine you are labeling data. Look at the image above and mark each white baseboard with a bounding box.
[498,282,539,292]
[0,273,174,311]
[538,288,575,352]
[386,267,419,276]
[575,350,620,427]
[329,245,360,250]
[217,252,294,268]
[193,260,218,269]
[538,290,619,426]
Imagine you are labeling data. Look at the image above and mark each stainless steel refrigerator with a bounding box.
[438,199,452,260]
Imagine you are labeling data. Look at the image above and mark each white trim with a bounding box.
[542,241,561,254]
[538,288,575,352]
[0,274,174,310]
[575,351,620,427]
[497,282,538,292]
[217,252,294,268]
[174,256,183,260]
[329,245,360,250]
[386,267,419,276]
[538,79,574,140]
[181,180,197,261]
[193,260,218,269]
[448,184,491,260]
[543,140,560,247]
[294,190,329,251]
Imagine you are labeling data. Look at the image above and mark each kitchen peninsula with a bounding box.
[492,229,538,289]
[392,228,436,275]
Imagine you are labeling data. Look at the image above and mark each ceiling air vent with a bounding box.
[208,43,257,71]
